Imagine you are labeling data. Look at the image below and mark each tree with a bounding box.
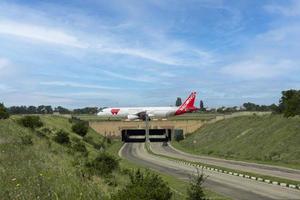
[199,100,204,110]
[111,170,172,200]
[0,103,9,119]
[27,106,37,114]
[279,90,300,117]
[37,105,53,114]
[54,106,71,114]
[73,107,98,114]
[176,97,182,106]
[186,170,206,200]
[72,121,88,137]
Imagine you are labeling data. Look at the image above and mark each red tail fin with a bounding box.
[175,92,197,115]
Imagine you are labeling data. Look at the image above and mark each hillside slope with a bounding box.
[173,114,300,169]
[0,116,127,199]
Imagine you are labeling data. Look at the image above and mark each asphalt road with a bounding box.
[150,142,300,182]
[120,142,300,200]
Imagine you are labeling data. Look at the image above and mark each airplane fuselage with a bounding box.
[98,106,178,119]
[97,92,198,120]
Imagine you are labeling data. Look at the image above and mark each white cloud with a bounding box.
[0,20,87,48]
[0,58,10,70]
[264,0,300,17]
[220,59,295,79]
[101,70,156,83]
[40,81,119,90]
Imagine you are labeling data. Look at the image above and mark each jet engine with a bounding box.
[127,114,139,120]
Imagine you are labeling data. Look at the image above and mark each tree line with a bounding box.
[1,89,300,118]
[4,105,99,115]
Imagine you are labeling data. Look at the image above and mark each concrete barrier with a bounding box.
[251,177,257,180]
[289,184,296,189]
[264,179,270,183]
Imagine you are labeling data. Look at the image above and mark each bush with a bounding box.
[72,139,88,156]
[20,135,33,145]
[53,130,70,144]
[174,129,184,142]
[111,170,172,200]
[72,121,88,137]
[19,116,43,129]
[0,103,9,119]
[85,153,119,176]
[83,135,104,150]
[35,127,52,138]
[186,170,206,200]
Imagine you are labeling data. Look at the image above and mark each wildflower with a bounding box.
[12,178,16,181]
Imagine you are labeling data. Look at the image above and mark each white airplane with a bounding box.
[97,92,199,120]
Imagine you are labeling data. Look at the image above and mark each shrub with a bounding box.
[85,153,119,176]
[83,135,104,150]
[174,129,184,142]
[53,130,70,144]
[72,121,88,137]
[20,135,33,145]
[35,127,52,138]
[0,103,9,119]
[72,139,88,156]
[111,170,172,200]
[186,170,206,200]
[19,116,43,129]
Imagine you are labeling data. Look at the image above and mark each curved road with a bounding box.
[150,142,300,182]
[120,142,300,200]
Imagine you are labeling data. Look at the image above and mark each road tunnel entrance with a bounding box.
[122,129,172,142]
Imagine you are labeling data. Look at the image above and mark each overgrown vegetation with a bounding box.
[0,103,10,119]
[1,115,179,200]
[18,116,43,129]
[86,152,119,176]
[111,169,172,200]
[186,170,206,200]
[278,89,300,117]
[53,130,70,144]
[0,116,107,199]
[174,114,300,168]
[72,121,89,137]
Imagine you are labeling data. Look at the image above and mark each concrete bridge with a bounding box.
[89,119,205,138]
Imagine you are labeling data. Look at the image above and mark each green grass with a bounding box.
[173,114,300,169]
[1,115,229,200]
[0,116,128,199]
[145,143,300,187]
[106,141,231,200]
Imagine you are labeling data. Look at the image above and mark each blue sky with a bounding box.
[0,0,299,108]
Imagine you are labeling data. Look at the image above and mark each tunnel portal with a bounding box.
[122,129,172,142]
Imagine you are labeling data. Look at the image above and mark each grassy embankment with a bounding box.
[0,115,229,200]
[0,115,129,199]
[172,114,300,170]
